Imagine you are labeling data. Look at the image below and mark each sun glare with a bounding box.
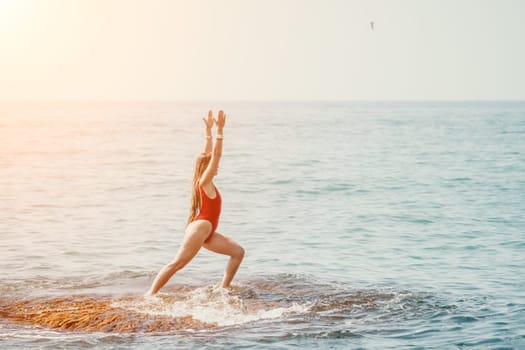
[0,0,30,32]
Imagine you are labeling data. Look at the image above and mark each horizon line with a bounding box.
[1,99,525,104]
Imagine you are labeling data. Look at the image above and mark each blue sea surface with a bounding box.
[0,101,524,349]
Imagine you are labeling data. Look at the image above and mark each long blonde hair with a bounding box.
[187,152,212,224]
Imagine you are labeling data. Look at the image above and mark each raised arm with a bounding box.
[199,110,225,186]
[202,110,214,154]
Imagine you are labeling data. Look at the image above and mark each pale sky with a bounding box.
[0,0,524,101]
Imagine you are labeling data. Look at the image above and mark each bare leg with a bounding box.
[203,232,245,288]
[145,221,212,296]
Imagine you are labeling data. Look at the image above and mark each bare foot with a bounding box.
[144,290,155,298]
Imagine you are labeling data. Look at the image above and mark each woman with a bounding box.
[145,110,245,296]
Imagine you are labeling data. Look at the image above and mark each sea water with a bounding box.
[0,101,524,349]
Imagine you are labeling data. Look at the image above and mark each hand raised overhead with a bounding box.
[214,110,226,131]
[202,110,214,129]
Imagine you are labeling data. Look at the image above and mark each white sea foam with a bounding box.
[113,285,309,326]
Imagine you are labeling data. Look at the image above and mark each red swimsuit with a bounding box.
[195,184,222,234]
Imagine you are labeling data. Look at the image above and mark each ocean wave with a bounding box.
[0,274,453,335]
[114,285,309,327]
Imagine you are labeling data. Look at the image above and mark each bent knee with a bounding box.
[233,246,245,260]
